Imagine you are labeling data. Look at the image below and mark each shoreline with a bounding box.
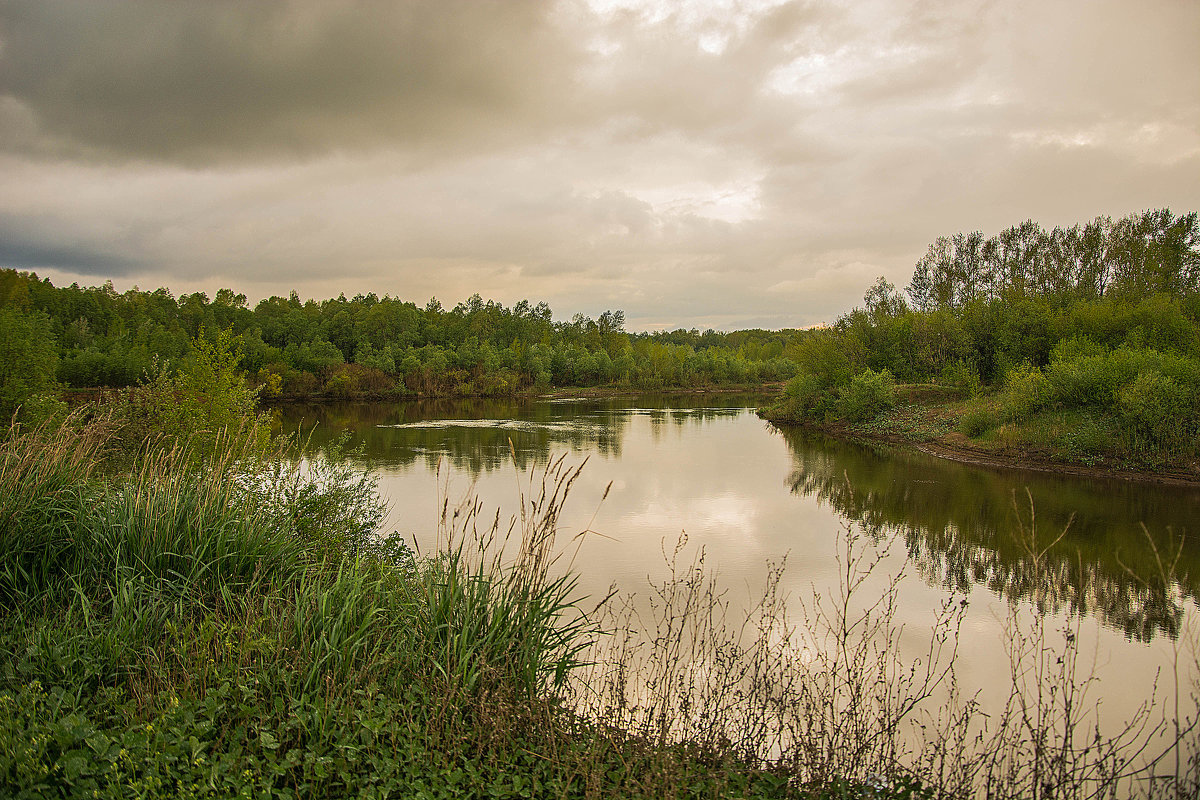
[258,382,785,405]
[763,414,1200,489]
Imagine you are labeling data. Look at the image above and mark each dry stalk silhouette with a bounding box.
[560,479,1199,798]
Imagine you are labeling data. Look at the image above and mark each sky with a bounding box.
[0,0,1197,331]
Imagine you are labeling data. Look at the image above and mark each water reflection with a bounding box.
[279,397,745,476]
[276,397,1200,643]
[776,427,1198,641]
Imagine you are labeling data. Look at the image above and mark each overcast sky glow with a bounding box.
[1,0,1197,330]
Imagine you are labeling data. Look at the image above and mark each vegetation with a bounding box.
[0,331,1197,796]
[0,270,800,403]
[762,208,1200,471]
[0,348,800,798]
[0,309,60,422]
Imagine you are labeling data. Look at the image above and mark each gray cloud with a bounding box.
[0,220,143,276]
[0,0,580,163]
[0,0,1197,329]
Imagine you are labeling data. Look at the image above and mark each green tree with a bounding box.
[110,326,267,460]
[0,309,59,420]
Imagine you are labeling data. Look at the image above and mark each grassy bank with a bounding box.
[760,381,1200,484]
[2,414,1197,798]
[0,417,809,799]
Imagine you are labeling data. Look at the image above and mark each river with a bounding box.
[279,393,1199,771]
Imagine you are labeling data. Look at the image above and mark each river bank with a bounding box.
[265,381,786,404]
[61,382,785,408]
[760,386,1200,489]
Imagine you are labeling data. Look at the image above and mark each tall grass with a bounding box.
[0,418,635,798]
[0,413,107,606]
[0,416,304,612]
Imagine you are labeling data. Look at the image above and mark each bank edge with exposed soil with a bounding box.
[760,386,1200,489]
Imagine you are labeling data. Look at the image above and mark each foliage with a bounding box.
[907,209,1200,311]
[957,407,999,438]
[836,369,896,423]
[1002,363,1056,420]
[763,207,1200,466]
[0,420,794,798]
[0,271,806,399]
[1115,371,1194,460]
[938,358,980,397]
[0,309,59,421]
[107,327,271,461]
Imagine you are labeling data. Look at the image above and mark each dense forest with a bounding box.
[766,207,1200,466]
[0,271,803,413]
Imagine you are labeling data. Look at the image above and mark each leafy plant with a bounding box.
[836,369,897,422]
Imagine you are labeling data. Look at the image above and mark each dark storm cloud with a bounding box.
[0,221,142,276]
[0,0,579,163]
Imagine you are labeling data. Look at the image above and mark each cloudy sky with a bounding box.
[1,0,1197,330]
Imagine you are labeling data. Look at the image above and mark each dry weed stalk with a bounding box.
[564,479,1199,799]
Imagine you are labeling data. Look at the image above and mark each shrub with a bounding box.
[16,392,69,428]
[836,369,896,423]
[1116,370,1196,457]
[768,372,833,422]
[1003,363,1055,420]
[938,359,980,397]
[1044,353,1125,407]
[1049,335,1108,363]
[958,407,999,438]
[106,328,270,462]
[284,369,321,396]
[323,371,356,398]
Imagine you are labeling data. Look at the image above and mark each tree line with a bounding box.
[766,208,1200,464]
[0,271,803,414]
[907,208,1199,311]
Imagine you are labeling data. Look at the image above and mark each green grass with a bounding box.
[0,418,818,799]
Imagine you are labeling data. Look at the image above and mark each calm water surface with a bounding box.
[280,395,1200,733]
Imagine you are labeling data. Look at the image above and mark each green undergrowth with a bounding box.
[763,375,1199,474]
[0,417,913,799]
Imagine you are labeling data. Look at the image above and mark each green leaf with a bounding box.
[59,751,90,781]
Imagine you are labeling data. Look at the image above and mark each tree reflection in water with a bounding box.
[279,397,745,477]
[280,396,1198,643]
[776,427,1198,641]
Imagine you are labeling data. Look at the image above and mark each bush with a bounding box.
[16,392,69,428]
[1003,363,1055,420]
[836,369,896,423]
[958,407,999,438]
[1116,370,1196,457]
[1043,347,1149,408]
[768,372,834,422]
[323,371,356,398]
[106,328,270,462]
[938,359,980,397]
